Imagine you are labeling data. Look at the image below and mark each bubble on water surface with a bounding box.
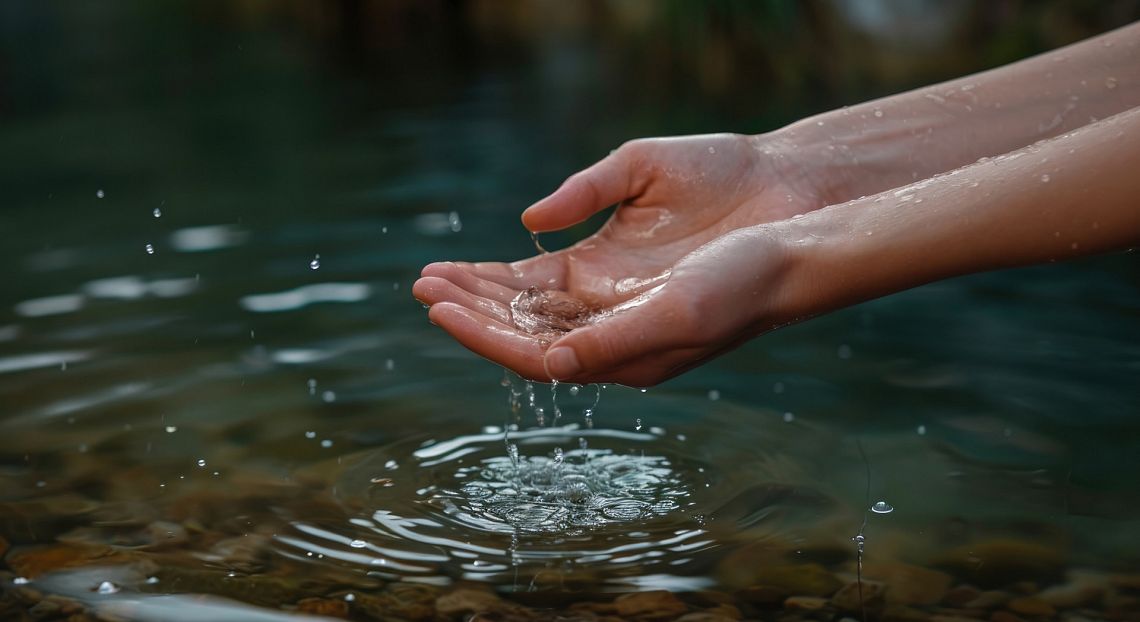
[871,500,894,514]
[96,581,119,594]
[349,539,367,548]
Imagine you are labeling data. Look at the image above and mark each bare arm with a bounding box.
[775,21,1140,207]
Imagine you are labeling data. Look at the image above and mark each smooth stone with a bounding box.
[703,603,742,619]
[1005,597,1056,617]
[883,605,934,622]
[866,562,954,606]
[613,591,689,619]
[1037,583,1105,609]
[964,590,1011,610]
[932,540,1064,588]
[5,544,138,578]
[831,580,888,614]
[295,597,349,618]
[784,596,829,611]
[942,585,983,608]
[749,564,844,597]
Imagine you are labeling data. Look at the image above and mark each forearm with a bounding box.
[771,105,1140,324]
[770,21,1140,206]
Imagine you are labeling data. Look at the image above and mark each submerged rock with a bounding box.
[613,590,689,620]
[932,540,1065,587]
[865,562,953,606]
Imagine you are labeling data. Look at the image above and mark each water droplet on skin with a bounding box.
[1105,76,1118,90]
[873,108,883,118]
[197,459,206,467]
[783,412,795,423]
[153,207,162,218]
[309,254,321,270]
[96,189,105,199]
[349,539,367,548]
[145,243,155,255]
[707,389,720,401]
[1040,174,1051,183]
[96,581,119,594]
[871,500,894,514]
[707,146,716,154]
[165,425,177,433]
[917,425,927,435]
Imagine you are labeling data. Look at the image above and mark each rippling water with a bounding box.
[3,3,1140,620]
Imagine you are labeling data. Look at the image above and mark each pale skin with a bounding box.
[414,22,1140,387]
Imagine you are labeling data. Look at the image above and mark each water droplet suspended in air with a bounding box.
[917,424,927,435]
[307,378,317,395]
[707,389,720,401]
[145,243,155,255]
[871,500,894,514]
[197,459,206,467]
[96,581,119,594]
[153,207,162,218]
[322,390,336,403]
[309,254,321,270]
[96,189,105,199]
[448,211,462,232]
[321,439,333,448]
[635,418,642,431]
[165,425,177,433]
[349,539,367,549]
[304,431,316,439]
[783,412,795,422]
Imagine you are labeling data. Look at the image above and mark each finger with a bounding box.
[412,276,512,325]
[418,262,520,304]
[542,287,698,382]
[427,302,551,382]
[521,145,648,233]
[463,254,567,290]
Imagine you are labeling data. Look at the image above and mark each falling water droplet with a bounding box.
[153,207,162,218]
[307,378,317,395]
[506,443,519,466]
[96,581,119,594]
[96,189,105,199]
[635,418,642,431]
[916,424,927,435]
[707,389,720,401]
[448,211,462,232]
[165,425,177,433]
[871,500,894,514]
[145,243,155,255]
[344,593,356,602]
[349,539,367,549]
[309,254,321,270]
[385,358,395,371]
[321,439,333,448]
[304,431,316,439]
[322,390,336,403]
[196,459,206,467]
[783,412,795,422]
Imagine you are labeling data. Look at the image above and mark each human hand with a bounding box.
[413,133,820,386]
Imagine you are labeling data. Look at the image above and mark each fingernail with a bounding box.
[544,346,581,379]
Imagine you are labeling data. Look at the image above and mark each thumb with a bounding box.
[522,144,647,233]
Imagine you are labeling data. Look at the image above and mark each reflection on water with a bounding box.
[2,2,1140,620]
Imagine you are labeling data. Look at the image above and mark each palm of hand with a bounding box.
[414,133,818,384]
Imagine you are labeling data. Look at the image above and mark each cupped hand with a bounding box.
[413,132,821,386]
